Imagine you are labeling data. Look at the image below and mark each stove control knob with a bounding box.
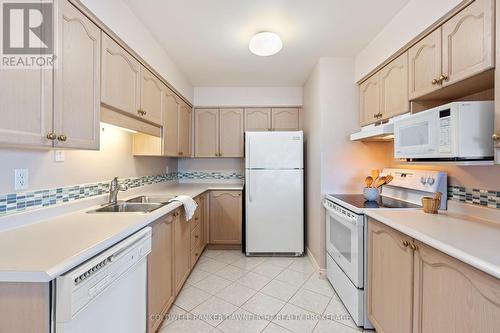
[427,177,435,185]
[420,177,427,185]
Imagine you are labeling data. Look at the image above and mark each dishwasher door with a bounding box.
[55,228,151,333]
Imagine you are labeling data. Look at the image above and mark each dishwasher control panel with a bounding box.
[56,227,152,321]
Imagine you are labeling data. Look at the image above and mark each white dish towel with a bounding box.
[169,195,198,221]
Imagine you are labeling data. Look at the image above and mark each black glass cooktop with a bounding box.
[329,194,421,209]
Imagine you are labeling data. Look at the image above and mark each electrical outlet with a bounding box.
[54,150,65,162]
[15,169,29,191]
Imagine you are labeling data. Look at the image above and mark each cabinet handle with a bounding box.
[195,235,199,238]
[432,78,439,85]
[492,133,499,141]
[409,241,418,251]
[438,74,448,83]
[46,133,57,140]
[402,240,410,248]
[179,152,184,156]
[57,134,67,142]
[195,217,199,221]
[137,109,147,116]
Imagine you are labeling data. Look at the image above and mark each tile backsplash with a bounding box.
[448,186,500,209]
[0,171,244,216]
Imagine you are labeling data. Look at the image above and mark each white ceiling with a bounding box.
[124,0,410,87]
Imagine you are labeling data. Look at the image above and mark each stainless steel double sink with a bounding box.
[87,195,177,213]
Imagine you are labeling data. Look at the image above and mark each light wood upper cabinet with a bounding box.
[245,108,272,131]
[163,90,180,157]
[379,53,409,119]
[220,109,244,157]
[442,0,494,86]
[368,218,414,333]
[194,109,219,157]
[148,216,174,333]
[178,102,192,157]
[174,210,191,294]
[359,73,381,126]
[140,68,164,126]
[101,33,141,116]
[413,240,500,333]
[54,0,100,150]
[0,65,53,148]
[409,29,442,100]
[271,108,300,131]
[210,191,242,245]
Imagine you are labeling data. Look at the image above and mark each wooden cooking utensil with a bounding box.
[373,176,387,188]
[371,169,380,181]
[385,174,394,185]
[365,176,374,188]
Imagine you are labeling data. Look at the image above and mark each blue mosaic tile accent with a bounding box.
[0,171,244,217]
[177,171,244,181]
[448,186,500,209]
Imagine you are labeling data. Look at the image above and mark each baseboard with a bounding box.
[207,244,242,251]
[306,247,327,279]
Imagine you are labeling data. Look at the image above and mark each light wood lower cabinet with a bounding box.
[0,282,50,333]
[210,191,242,245]
[368,218,414,333]
[148,214,175,333]
[413,240,500,333]
[368,218,500,333]
[201,192,210,248]
[174,209,191,294]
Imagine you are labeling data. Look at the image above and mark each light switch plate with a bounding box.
[14,169,29,191]
[54,150,65,162]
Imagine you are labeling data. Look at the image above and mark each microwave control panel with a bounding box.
[438,109,452,153]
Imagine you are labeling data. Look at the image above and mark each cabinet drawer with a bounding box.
[190,224,201,248]
[191,247,202,266]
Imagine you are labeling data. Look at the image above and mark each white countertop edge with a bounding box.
[0,183,243,282]
[365,210,500,279]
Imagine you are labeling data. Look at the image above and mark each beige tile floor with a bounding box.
[160,249,372,333]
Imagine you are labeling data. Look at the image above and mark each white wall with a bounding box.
[80,0,194,102]
[355,0,462,81]
[194,87,303,107]
[303,58,393,268]
[0,124,177,194]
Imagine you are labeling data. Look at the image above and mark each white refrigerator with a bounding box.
[245,131,304,256]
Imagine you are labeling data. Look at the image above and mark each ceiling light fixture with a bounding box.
[249,32,283,56]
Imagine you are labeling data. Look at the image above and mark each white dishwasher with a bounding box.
[55,227,152,333]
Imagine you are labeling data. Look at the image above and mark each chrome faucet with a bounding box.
[108,177,128,204]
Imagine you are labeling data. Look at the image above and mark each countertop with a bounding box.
[366,208,500,279]
[0,183,243,282]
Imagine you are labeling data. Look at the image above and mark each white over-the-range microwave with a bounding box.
[394,101,495,161]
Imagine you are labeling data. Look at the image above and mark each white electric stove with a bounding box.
[323,168,447,329]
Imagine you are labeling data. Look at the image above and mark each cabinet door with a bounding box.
[194,109,219,157]
[101,33,141,116]
[379,52,409,119]
[140,68,164,125]
[220,109,244,157]
[271,108,299,131]
[148,217,174,333]
[178,102,192,157]
[174,210,191,293]
[245,108,272,131]
[163,90,180,157]
[359,73,381,126]
[54,0,100,150]
[210,191,242,245]
[408,29,442,100]
[368,218,414,333]
[442,0,494,86]
[413,241,500,333]
[202,192,210,247]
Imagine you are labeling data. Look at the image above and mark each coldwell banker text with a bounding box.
[1,0,56,69]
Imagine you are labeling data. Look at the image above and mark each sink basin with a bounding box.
[125,195,176,204]
[88,202,166,213]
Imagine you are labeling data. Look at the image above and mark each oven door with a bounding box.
[323,200,364,288]
[394,109,440,159]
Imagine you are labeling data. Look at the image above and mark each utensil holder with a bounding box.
[422,197,441,214]
[364,187,380,202]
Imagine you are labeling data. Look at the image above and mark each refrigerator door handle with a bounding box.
[248,141,252,202]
